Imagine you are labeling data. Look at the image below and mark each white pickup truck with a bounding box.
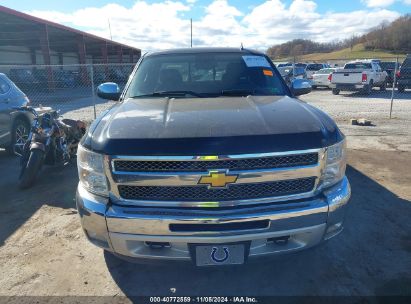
[330,60,387,95]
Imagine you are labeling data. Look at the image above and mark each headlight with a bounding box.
[320,139,347,189]
[77,145,108,196]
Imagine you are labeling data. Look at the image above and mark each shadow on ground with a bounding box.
[339,89,411,100]
[0,150,78,246]
[104,165,411,296]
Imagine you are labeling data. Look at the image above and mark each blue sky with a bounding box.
[2,0,411,16]
[1,0,410,51]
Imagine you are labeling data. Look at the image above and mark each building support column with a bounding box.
[117,46,123,63]
[39,24,54,91]
[101,42,109,81]
[30,48,36,65]
[77,35,89,85]
[58,53,63,67]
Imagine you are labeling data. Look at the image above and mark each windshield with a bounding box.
[125,53,287,98]
[379,62,397,70]
[306,64,324,71]
[344,63,372,69]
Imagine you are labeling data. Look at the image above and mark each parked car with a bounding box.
[306,63,330,80]
[0,73,32,154]
[379,61,400,86]
[277,62,293,67]
[109,66,128,84]
[76,47,350,266]
[278,66,308,87]
[312,68,340,89]
[8,68,39,91]
[397,55,411,93]
[53,70,77,88]
[330,60,387,95]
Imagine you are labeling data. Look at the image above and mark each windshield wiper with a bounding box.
[131,91,204,98]
[220,89,256,97]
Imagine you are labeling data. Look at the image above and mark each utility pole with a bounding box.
[108,18,113,40]
[190,18,193,48]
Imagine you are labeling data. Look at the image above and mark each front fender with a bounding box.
[30,142,46,152]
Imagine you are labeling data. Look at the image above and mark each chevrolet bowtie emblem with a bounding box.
[198,171,238,188]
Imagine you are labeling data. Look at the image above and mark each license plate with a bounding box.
[195,244,245,266]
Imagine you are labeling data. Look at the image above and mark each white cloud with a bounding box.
[362,0,396,7]
[26,0,402,52]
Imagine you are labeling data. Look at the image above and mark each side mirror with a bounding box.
[97,82,121,101]
[291,79,312,96]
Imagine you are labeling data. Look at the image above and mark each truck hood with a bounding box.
[84,96,343,155]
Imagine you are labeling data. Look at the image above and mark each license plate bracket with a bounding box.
[189,242,250,267]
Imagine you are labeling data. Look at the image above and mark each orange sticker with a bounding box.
[263,69,273,76]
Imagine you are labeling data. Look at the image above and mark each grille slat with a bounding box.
[118,177,316,202]
[114,153,318,173]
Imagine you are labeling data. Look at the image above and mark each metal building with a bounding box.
[0,5,141,89]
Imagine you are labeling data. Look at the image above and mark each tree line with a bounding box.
[266,14,411,59]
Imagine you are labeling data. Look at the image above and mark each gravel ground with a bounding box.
[300,88,411,152]
[0,88,410,300]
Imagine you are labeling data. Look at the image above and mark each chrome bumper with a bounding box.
[331,83,366,90]
[76,177,351,262]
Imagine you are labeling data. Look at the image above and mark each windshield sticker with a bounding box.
[263,69,273,76]
[242,56,271,68]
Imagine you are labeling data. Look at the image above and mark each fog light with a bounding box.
[324,222,343,240]
[267,236,290,246]
[144,241,171,249]
[84,229,110,249]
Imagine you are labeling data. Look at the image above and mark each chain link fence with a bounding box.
[272,55,410,118]
[1,56,410,123]
[0,63,135,122]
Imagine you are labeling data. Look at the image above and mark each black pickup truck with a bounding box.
[76,48,351,266]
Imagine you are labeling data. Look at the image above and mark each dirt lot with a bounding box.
[0,89,411,299]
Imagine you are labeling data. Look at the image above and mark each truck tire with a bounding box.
[363,81,373,95]
[332,88,340,95]
[312,85,317,90]
[18,149,44,189]
[5,118,30,155]
[398,85,405,93]
[380,81,386,91]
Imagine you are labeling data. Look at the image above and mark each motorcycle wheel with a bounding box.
[18,149,44,189]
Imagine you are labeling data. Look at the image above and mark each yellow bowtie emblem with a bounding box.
[198,171,238,188]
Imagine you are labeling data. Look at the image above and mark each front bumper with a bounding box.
[76,177,351,263]
[331,83,366,91]
[397,79,411,86]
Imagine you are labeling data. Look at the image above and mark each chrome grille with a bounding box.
[117,177,316,202]
[113,153,318,173]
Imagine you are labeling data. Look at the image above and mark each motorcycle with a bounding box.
[13,106,86,189]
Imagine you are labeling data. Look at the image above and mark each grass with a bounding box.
[274,43,407,63]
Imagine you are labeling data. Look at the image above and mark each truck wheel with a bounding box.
[332,88,340,95]
[312,85,317,90]
[18,149,44,189]
[363,82,372,95]
[398,85,405,93]
[380,81,386,91]
[5,118,30,155]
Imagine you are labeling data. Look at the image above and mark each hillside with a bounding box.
[296,43,406,61]
[267,15,411,61]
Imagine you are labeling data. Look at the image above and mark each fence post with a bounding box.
[389,57,398,119]
[90,64,97,120]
